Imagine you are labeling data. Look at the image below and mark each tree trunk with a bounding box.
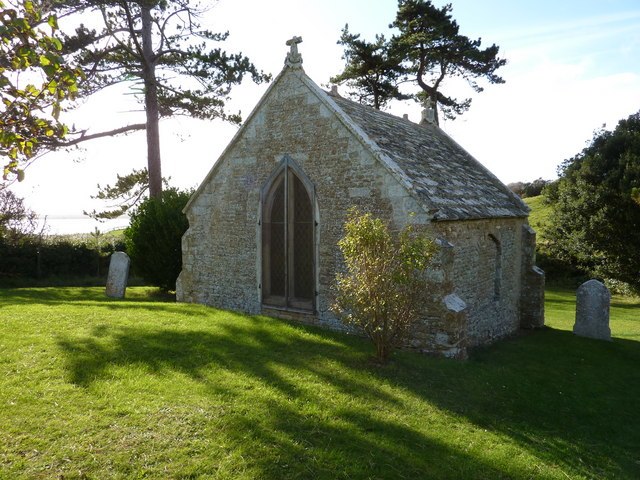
[141,3,162,199]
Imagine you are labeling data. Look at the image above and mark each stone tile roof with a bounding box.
[328,93,529,221]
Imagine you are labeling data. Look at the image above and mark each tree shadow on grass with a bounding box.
[0,287,106,305]
[0,286,210,316]
[611,299,640,310]
[54,307,640,479]
[55,318,540,479]
[0,286,172,306]
[386,327,640,479]
[216,398,520,480]
[56,319,389,403]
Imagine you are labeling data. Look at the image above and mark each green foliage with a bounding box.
[544,111,640,291]
[0,0,81,182]
[333,209,437,361]
[0,188,37,242]
[332,0,506,125]
[391,0,506,124]
[0,190,127,285]
[330,25,409,110]
[124,187,190,291]
[523,195,587,285]
[0,233,126,286]
[84,167,169,220]
[508,178,551,198]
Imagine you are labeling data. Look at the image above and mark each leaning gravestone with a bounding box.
[105,251,130,299]
[573,279,611,341]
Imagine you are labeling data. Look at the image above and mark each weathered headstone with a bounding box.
[573,279,611,341]
[105,251,130,299]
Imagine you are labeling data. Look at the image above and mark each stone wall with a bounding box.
[406,238,469,359]
[177,68,427,323]
[433,217,527,347]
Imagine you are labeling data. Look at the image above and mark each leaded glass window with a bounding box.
[262,160,315,311]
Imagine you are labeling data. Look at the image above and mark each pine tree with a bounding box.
[52,0,269,199]
[330,25,408,110]
[391,0,506,125]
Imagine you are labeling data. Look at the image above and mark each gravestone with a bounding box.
[106,251,130,299]
[573,279,611,341]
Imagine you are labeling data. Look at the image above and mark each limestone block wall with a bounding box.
[434,217,526,347]
[177,69,429,321]
[406,238,470,359]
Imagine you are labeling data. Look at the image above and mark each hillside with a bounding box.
[524,195,551,240]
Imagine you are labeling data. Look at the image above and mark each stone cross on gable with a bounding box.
[285,36,303,68]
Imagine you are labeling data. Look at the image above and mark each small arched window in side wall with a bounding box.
[488,234,502,300]
[261,157,315,311]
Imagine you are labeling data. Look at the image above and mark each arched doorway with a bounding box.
[261,158,315,311]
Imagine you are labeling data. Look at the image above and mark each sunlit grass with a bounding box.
[0,286,638,479]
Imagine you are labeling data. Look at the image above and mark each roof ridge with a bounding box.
[301,78,437,218]
[328,93,529,220]
[325,90,419,125]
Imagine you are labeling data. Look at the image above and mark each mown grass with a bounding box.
[1,286,639,479]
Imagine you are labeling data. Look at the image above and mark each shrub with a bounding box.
[507,178,551,198]
[333,209,437,362]
[544,111,640,292]
[124,188,191,292]
[0,234,126,286]
[0,189,37,244]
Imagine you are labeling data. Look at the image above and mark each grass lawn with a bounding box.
[1,286,639,479]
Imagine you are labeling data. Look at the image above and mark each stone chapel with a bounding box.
[176,38,545,358]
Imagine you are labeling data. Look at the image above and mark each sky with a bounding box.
[9,0,640,234]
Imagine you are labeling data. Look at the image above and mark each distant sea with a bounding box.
[38,216,130,236]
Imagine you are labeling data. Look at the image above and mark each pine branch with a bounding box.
[48,123,146,147]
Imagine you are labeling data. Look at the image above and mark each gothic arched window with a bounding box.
[261,158,315,311]
[488,233,502,300]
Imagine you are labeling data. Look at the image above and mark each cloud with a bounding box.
[496,10,640,47]
[444,63,640,183]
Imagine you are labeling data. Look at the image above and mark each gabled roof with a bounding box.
[185,64,528,221]
[325,93,529,221]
